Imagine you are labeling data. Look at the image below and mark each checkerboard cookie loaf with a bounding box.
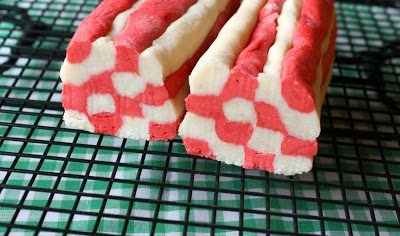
[61,0,240,140]
[179,0,337,175]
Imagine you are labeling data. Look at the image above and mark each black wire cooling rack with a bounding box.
[0,0,399,235]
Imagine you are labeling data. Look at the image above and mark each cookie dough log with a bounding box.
[60,0,240,140]
[179,0,337,175]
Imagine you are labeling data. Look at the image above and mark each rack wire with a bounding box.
[0,0,399,235]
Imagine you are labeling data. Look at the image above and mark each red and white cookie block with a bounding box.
[61,0,240,140]
[179,0,337,175]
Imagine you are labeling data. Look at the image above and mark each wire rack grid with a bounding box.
[0,0,399,235]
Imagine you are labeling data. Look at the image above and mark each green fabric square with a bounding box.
[65,161,89,175]
[0,207,16,223]
[40,159,64,173]
[16,209,43,226]
[90,163,114,178]
[15,157,40,170]
[186,226,211,234]
[95,149,119,163]
[0,155,16,168]
[104,199,129,215]
[244,178,266,193]
[147,140,169,152]
[195,158,217,172]
[219,176,241,191]
[77,196,104,213]
[220,163,242,174]
[143,154,167,167]
[8,126,31,139]
[378,226,399,234]
[165,171,190,186]
[217,192,240,208]
[23,143,47,155]
[83,179,109,194]
[97,217,125,235]
[32,175,57,189]
[123,139,145,150]
[50,194,77,210]
[139,169,164,183]
[296,200,319,217]
[324,220,348,234]
[168,156,193,170]
[47,144,70,158]
[42,212,70,230]
[366,176,390,190]
[115,166,138,180]
[189,208,212,224]
[216,210,240,227]
[270,197,292,213]
[298,218,321,234]
[31,128,55,141]
[99,135,123,147]
[135,185,160,200]
[9,228,35,235]
[190,190,214,206]
[374,208,398,224]
[69,214,97,232]
[170,142,187,155]
[54,130,76,143]
[109,182,134,198]
[8,89,30,99]
[0,188,24,205]
[243,212,266,230]
[0,125,8,137]
[0,140,24,153]
[192,174,215,188]
[269,180,291,196]
[38,116,60,128]
[70,147,95,160]
[57,177,83,191]
[270,215,294,233]
[76,133,99,145]
[126,220,151,234]
[155,222,183,235]
[322,203,346,220]
[158,205,186,222]
[131,201,156,219]
[15,114,37,126]
[7,172,33,186]
[24,191,51,207]
[0,112,15,123]
[120,152,142,165]
[244,195,266,211]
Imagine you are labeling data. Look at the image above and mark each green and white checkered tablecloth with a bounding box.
[0,0,399,235]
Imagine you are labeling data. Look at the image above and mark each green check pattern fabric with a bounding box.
[0,0,400,235]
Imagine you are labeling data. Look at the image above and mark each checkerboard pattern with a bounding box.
[0,0,399,235]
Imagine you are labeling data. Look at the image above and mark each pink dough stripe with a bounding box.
[244,147,274,172]
[149,115,184,140]
[281,0,335,113]
[67,0,136,64]
[281,136,318,156]
[182,138,217,160]
[231,0,285,77]
[219,0,284,103]
[113,0,197,73]
[162,0,241,102]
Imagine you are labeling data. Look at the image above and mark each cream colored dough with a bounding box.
[189,0,268,95]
